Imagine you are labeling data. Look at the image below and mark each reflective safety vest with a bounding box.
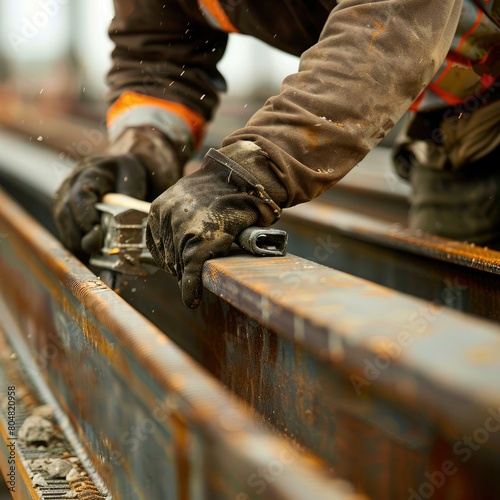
[412,0,500,111]
[196,0,500,112]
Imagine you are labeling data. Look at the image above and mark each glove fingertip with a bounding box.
[54,203,84,253]
[180,272,203,309]
[81,225,103,254]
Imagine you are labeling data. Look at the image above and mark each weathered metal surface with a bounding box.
[2,127,500,498]
[114,250,500,499]
[0,328,107,500]
[285,200,500,274]
[0,187,362,499]
[277,201,500,321]
[200,255,500,441]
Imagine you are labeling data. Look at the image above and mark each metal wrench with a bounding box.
[89,193,288,276]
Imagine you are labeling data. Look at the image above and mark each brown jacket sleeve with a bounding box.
[106,0,229,158]
[107,0,228,119]
[223,0,463,207]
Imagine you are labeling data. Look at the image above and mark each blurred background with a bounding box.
[0,0,407,243]
[0,0,300,147]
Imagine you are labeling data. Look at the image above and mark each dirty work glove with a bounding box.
[146,141,287,308]
[52,126,182,255]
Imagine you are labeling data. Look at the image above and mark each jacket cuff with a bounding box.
[217,141,288,207]
[107,91,206,157]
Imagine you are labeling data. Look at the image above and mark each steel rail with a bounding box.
[122,251,500,499]
[0,328,108,500]
[0,188,361,499]
[277,200,500,321]
[284,200,500,275]
[1,128,500,498]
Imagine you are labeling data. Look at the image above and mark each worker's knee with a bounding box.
[409,150,500,245]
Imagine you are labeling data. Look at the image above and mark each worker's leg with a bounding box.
[409,146,500,244]
[394,99,500,244]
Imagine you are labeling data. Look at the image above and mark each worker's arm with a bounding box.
[106,0,229,161]
[147,0,463,307]
[222,0,463,206]
[53,0,229,254]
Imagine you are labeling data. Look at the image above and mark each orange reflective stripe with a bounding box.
[427,83,464,105]
[409,91,425,112]
[198,0,239,33]
[456,9,483,53]
[107,91,206,148]
[427,10,484,100]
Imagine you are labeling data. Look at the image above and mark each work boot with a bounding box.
[409,146,500,246]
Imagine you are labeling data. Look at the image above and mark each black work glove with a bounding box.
[52,126,182,254]
[146,141,287,308]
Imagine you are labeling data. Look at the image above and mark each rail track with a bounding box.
[0,124,499,499]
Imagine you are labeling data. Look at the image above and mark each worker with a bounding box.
[53,0,499,308]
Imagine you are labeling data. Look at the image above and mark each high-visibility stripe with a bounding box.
[107,92,206,148]
[411,1,499,111]
[427,83,465,106]
[456,9,484,53]
[432,11,483,89]
[197,0,239,33]
[409,91,425,112]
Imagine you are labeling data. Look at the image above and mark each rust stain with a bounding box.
[170,412,190,500]
[305,127,320,149]
[169,373,187,392]
[370,337,401,358]
[368,21,386,53]
[69,476,106,499]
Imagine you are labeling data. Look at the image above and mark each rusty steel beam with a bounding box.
[200,254,500,445]
[121,249,500,499]
[277,200,500,321]
[284,200,500,274]
[0,327,108,500]
[103,221,500,497]
[1,127,500,498]
[0,188,361,499]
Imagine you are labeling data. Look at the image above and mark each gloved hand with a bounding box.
[52,126,182,254]
[146,141,287,308]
